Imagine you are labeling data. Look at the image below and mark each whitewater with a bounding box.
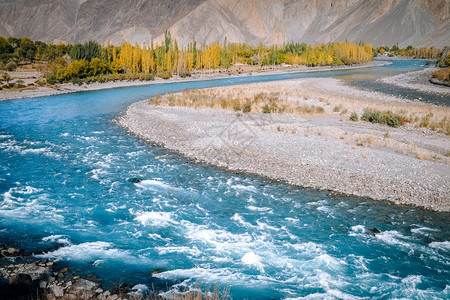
[0,60,449,299]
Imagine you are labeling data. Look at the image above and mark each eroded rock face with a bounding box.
[0,0,206,45]
[0,0,448,47]
[161,0,450,47]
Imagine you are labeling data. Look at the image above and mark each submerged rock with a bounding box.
[129,177,142,183]
[0,244,26,258]
[150,268,167,275]
[366,227,381,235]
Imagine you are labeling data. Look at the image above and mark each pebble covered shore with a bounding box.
[118,79,450,212]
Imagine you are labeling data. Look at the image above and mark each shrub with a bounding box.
[2,72,11,85]
[232,99,241,111]
[361,108,402,128]
[349,112,358,121]
[220,98,228,109]
[242,102,252,113]
[254,93,264,103]
[432,67,450,83]
[56,68,69,82]
[138,73,155,81]
[261,96,279,113]
[157,71,172,79]
[6,61,17,71]
[179,70,191,78]
[35,79,46,86]
[71,77,83,86]
[262,104,271,114]
[15,79,25,88]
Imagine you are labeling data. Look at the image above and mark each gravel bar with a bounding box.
[118,89,450,212]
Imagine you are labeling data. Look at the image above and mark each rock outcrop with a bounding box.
[0,244,129,300]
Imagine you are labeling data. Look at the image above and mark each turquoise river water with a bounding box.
[0,60,449,299]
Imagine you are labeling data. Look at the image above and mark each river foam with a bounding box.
[0,60,449,298]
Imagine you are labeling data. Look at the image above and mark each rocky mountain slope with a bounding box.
[0,0,205,45]
[157,0,450,47]
[0,0,448,47]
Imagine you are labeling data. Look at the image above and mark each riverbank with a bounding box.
[119,78,450,212]
[380,67,450,95]
[0,61,387,101]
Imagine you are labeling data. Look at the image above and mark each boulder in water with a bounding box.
[366,228,381,236]
[129,178,142,183]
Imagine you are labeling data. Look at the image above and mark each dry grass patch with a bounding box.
[149,88,325,117]
[414,150,432,160]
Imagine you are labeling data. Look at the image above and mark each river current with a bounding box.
[0,60,449,299]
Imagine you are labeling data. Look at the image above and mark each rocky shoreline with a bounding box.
[430,77,450,88]
[0,244,145,300]
[118,78,450,212]
[380,67,450,95]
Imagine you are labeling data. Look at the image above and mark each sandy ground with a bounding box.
[0,61,387,101]
[119,78,450,212]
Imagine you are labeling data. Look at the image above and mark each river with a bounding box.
[0,60,449,299]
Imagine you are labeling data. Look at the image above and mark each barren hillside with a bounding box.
[0,0,448,47]
[0,0,206,45]
[157,0,450,47]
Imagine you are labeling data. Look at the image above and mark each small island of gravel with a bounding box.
[119,78,450,212]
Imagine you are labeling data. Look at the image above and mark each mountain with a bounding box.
[0,0,448,47]
[156,0,450,47]
[0,0,206,45]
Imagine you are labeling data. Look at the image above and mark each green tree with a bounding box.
[164,30,172,53]
[56,42,68,55]
[192,37,197,67]
[7,37,20,50]
[70,41,101,61]
[0,36,13,54]
[18,38,37,61]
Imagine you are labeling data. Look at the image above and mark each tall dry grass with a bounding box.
[149,88,325,117]
[147,80,450,134]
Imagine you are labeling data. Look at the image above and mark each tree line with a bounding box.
[373,45,446,61]
[4,33,432,85]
